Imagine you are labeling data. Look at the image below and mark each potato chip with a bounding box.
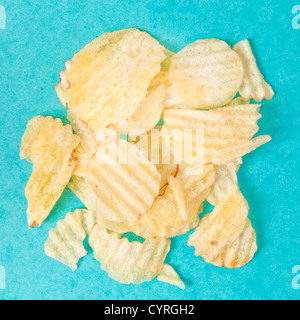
[157,264,185,290]
[206,158,242,206]
[67,110,98,176]
[165,38,244,109]
[89,223,170,284]
[212,134,271,165]
[135,128,178,189]
[55,28,166,130]
[233,39,274,102]
[127,163,215,239]
[213,218,257,268]
[226,96,250,106]
[20,116,80,227]
[86,139,161,223]
[44,211,87,271]
[163,104,270,164]
[73,208,99,235]
[126,84,166,136]
[187,185,256,268]
[68,175,96,210]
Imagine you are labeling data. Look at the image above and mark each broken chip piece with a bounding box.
[20,116,80,227]
[89,223,171,284]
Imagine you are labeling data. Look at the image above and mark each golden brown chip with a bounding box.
[20,116,80,227]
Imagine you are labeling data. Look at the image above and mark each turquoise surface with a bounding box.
[0,0,299,300]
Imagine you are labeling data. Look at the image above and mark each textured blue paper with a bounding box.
[0,0,299,300]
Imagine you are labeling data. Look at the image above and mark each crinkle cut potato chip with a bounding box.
[135,128,178,189]
[206,158,242,206]
[20,116,80,228]
[163,104,271,164]
[125,83,166,136]
[233,39,274,102]
[188,185,257,268]
[55,28,166,130]
[85,138,161,223]
[44,211,87,271]
[89,224,172,285]
[67,110,98,176]
[129,163,215,238]
[165,38,244,109]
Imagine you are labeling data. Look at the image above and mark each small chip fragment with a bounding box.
[187,185,257,268]
[206,158,242,206]
[20,116,80,228]
[165,38,244,109]
[89,223,170,284]
[44,211,87,271]
[233,39,274,102]
[157,264,185,290]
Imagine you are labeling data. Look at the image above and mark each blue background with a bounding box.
[0,0,299,300]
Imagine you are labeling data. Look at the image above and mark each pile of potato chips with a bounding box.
[20,28,274,289]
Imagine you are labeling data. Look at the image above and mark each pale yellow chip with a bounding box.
[213,218,257,269]
[44,211,87,271]
[85,138,161,223]
[135,128,178,189]
[67,110,98,176]
[20,116,80,228]
[233,39,274,102]
[226,96,250,106]
[89,223,170,284]
[157,264,185,290]
[55,28,166,130]
[206,158,242,206]
[125,84,166,136]
[123,163,215,239]
[163,104,270,164]
[187,185,257,268]
[165,38,244,109]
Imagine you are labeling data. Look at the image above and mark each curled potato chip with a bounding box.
[86,139,161,223]
[55,28,166,130]
[163,104,270,164]
[135,128,178,189]
[165,38,244,109]
[67,110,98,176]
[213,218,257,269]
[20,116,80,228]
[233,39,274,102]
[44,211,87,271]
[127,163,215,239]
[126,84,166,136]
[157,264,185,290]
[226,96,250,106]
[89,223,170,284]
[206,158,242,206]
[187,185,256,268]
